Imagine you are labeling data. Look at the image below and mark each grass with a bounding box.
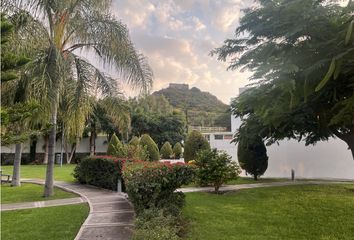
[183,177,290,188]
[1,164,76,182]
[1,183,77,204]
[1,203,89,240]
[183,184,354,240]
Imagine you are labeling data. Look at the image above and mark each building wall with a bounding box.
[205,115,354,179]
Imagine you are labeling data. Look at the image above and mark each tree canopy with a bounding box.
[212,0,354,159]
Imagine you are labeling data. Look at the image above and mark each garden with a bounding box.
[1,0,354,239]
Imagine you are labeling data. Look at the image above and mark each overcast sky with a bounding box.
[105,0,254,104]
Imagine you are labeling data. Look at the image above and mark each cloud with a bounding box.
[107,0,253,103]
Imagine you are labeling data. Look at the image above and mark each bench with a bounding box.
[0,170,11,183]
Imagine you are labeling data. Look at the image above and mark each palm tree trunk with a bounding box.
[43,99,58,197]
[11,143,22,187]
[43,135,49,164]
[89,124,96,156]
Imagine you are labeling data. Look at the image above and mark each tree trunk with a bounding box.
[29,137,37,163]
[254,174,258,181]
[11,143,22,187]
[43,99,58,197]
[333,129,354,161]
[89,124,96,156]
[43,135,49,164]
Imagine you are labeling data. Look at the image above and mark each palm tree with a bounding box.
[3,0,153,197]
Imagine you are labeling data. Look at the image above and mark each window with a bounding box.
[214,135,223,140]
[204,135,210,141]
[223,135,233,140]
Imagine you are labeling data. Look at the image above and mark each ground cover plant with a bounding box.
[183,184,354,240]
[1,183,77,204]
[1,203,89,240]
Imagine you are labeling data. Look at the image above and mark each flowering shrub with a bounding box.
[73,156,128,190]
[122,161,196,214]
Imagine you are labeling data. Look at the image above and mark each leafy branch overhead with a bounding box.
[212,0,354,159]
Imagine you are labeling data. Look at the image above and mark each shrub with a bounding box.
[160,141,173,159]
[127,144,149,161]
[129,136,140,146]
[183,130,210,162]
[73,156,126,190]
[237,136,268,180]
[195,149,241,192]
[173,142,182,159]
[140,134,160,161]
[133,209,179,240]
[107,133,127,157]
[122,161,196,214]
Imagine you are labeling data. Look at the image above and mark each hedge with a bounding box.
[73,156,127,191]
[122,161,196,214]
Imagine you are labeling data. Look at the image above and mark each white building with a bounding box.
[203,115,354,179]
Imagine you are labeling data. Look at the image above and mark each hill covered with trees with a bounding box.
[153,84,231,129]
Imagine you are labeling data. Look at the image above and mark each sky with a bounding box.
[107,0,254,104]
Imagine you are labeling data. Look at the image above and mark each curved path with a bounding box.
[21,179,135,240]
[179,180,354,193]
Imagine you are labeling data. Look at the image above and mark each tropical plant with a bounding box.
[173,142,182,159]
[140,134,159,161]
[2,0,153,196]
[160,141,173,159]
[211,0,354,160]
[183,130,210,162]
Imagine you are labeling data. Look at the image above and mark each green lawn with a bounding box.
[1,203,89,240]
[1,164,76,182]
[183,184,354,240]
[1,183,77,204]
[183,177,290,188]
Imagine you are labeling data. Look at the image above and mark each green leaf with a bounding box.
[315,58,335,92]
[345,20,353,45]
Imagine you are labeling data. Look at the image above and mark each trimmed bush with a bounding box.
[127,144,149,161]
[122,161,196,214]
[129,136,140,146]
[195,149,241,192]
[160,141,173,159]
[184,130,210,162]
[107,133,127,157]
[73,156,126,190]
[140,134,159,161]
[173,142,182,159]
[237,136,268,180]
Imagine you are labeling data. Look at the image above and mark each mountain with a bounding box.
[153,84,231,129]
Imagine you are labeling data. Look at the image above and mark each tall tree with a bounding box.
[212,0,354,159]
[3,0,153,196]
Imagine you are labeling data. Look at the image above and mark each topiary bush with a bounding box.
[107,133,127,157]
[140,134,159,161]
[127,144,149,161]
[173,142,182,159]
[195,149,241,192]
[183,130,210,162]
[73,156,126,190]
[160,141,173,159]
[237,136,268,180]
[122,161,196,215]
[129,136,140,146]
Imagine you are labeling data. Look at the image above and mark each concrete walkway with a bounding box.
[18,179,134,240]
[178,180,354,193]
[1,196,86,211]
